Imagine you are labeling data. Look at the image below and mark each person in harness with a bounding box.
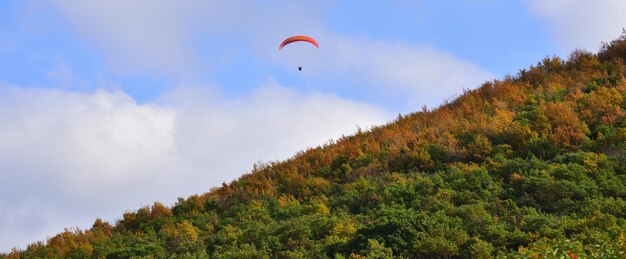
[279,36,319,73]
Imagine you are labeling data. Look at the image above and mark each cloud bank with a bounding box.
[0,83,388,251]
[529,0,626,52]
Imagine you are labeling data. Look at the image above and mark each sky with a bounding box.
[1,0,626,252]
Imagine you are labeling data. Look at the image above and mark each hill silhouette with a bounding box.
[4,34,626,258]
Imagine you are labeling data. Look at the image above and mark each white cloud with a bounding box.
[273,34,493,109]
[0,82,389,251]
[49,0,326,77]
[52,0,200,76]
[45,62,75,88]
[529,0,626,52]
[48,1,492,110]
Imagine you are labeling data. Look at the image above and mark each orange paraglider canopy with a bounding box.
[279,35,319,50]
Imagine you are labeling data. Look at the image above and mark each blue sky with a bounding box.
[1,0,626,252]
[1,0,560,109]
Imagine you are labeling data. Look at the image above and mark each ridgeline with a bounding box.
[4,35,626,258]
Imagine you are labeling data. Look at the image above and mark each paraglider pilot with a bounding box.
[278,36,319,72]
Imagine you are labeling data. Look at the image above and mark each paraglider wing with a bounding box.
[279,35,319,50]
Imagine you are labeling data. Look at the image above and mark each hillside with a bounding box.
[4,35,626,258]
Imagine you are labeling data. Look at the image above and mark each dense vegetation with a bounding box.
[4,35,626,258]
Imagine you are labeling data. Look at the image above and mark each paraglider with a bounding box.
[279,35,319,50]
[279,35,319,71]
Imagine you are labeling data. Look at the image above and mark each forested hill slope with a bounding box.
[5,35,626,258]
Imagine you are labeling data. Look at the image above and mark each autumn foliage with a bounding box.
[4,34,626,258]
